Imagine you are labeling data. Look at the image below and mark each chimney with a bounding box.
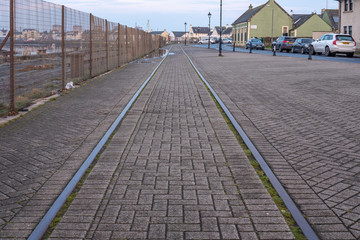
[249,4,253,9]
[290,10,294,17]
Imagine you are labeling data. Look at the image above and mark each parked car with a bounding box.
[311,33,356,57]
[272,36,297,52]
[223,38,233,44]
[199,38,215,44]
[245,38,265,50]
[292,38,314,54]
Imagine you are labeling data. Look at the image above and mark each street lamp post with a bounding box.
[208,12,212,49]
[184,22,187,46]
[271,8,274,43]
[219,0,223,56]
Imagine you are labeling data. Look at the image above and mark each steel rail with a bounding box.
[28,48,170,240]
[181,46,319,240]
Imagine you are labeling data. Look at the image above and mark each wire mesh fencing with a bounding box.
[0,0,166,115]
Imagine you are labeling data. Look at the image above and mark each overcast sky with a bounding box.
[50,0,339,32]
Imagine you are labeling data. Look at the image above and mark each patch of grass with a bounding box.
[15,95,31,110]
[206,85,306,240]
[0,103,9,118]
[14,88,53,111]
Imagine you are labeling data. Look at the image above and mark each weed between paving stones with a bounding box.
[43,127,120,239]
[183,48,306,239]
[42,51,166,239]
[198,76,306,240]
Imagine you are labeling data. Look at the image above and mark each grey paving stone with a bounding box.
[39,45,294,239]
[0,54,164,238]
[186,46,360,239]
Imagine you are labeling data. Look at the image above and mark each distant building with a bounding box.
[321,9,339,32]
[290,13,333,38]
[169,31,187,42]
[151,29,170,41]
[66,31,82,40]
[73,25,82,32]
[22,29,40,41]
[232,0,293,47]
[336,0,359,50]
[0,29,8,41]
[52,25,61,33]
[188,25,210,40]
[211,25,233,39]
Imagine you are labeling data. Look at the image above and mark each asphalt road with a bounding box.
[195,43,360,64]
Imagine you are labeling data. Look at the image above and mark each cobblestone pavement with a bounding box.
[47,45,294,239]
[0,57,163,238]
[185,46,360,239]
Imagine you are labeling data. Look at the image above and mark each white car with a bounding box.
[199,38,215,44]
[223,38,233,44]
[311,33,356,57]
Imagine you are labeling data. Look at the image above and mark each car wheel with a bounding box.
[300,47,305,54]
[325,46,333,57]
[286,49,290,53]
[346,53,354,58]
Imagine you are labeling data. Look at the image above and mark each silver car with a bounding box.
[199,38,215,44]
[311,33,356,57]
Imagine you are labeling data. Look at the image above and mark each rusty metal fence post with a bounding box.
[9,0,15,113]
[118,23,120,67]
[105,19,109,71]
[61,5,66,91]
[89,14,93,77]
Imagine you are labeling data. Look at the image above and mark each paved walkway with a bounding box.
[47,45,293,239]
[0,56,164,238]
[2,44,358,240]
[185,46,360,239]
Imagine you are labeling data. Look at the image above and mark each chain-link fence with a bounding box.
[0,0,166,115]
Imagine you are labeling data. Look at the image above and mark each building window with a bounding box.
[349,26,352,35]
[345,0,348,11]
[282,26,288,36]
[344,26,348,34]
[245,32,247,41]
[350,0,353,10]
[241,32,243,42]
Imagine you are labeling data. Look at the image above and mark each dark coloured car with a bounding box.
[245,38,265,50]
[292,38,314,54]
[272,36,297,52]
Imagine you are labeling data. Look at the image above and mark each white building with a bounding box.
[337,0,360,50]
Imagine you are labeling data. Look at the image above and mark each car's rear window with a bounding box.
[337,35,353,41]
[285,37,296,41]
[251,39,261,42]
[302,39,313,43]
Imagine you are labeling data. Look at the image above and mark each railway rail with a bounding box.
[19,45,321,239]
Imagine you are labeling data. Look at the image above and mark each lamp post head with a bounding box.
[208,12,212,18]
[184,22,187,26]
